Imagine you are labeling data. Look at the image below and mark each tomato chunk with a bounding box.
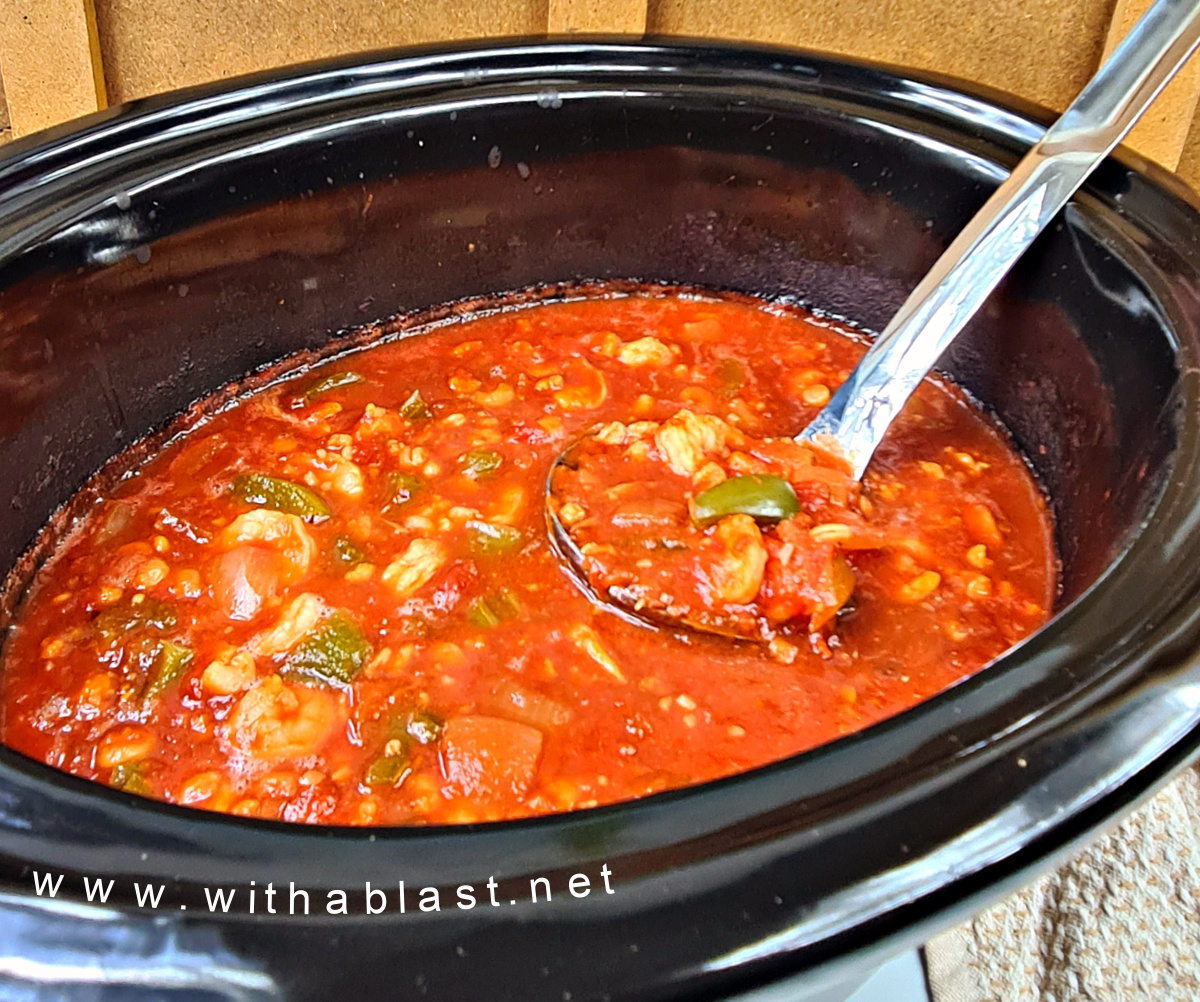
[440,715,544,803]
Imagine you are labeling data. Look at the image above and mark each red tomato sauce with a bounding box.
[0,293,1056,825]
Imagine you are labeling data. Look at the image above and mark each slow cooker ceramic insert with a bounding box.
[1,39,1200,1002]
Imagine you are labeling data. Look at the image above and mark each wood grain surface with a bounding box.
[549,0,647,32]
[92,0,549,104]
[2,0,1200,190]
[1102,0,1200,170]
[648,0,1116,115]
[0,0,105,134]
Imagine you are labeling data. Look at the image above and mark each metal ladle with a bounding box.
[548,0,1200,634]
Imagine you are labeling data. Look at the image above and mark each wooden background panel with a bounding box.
[93,0,550,104]
[549,0,647,33]
[647,0,1116,115]
[1103,0,1200,170]
[3,0,1200,190]
[0,72,10,145]
[643,0,1200,187]
[0,0,105,135]
[1175,109,1200,182]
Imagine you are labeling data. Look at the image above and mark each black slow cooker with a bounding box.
[2,38,1200,1002]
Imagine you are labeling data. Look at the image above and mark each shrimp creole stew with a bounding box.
[0,291,1056,825]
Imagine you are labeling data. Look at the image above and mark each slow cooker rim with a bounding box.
[3,35,1199,264]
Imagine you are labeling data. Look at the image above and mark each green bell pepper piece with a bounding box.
[365,752,411,787]
[146,641,194,698]
[691,474,800,529]
[384,708,443,745]
[231,473,331,522]
[386,472,422,508]
[466,589,521,629]
[284,611,371,686]
[334,536,366,566]
[459,450,502,479]
[465,520,523,556]
[305,370,364,400]
[405,709,443,745]
[109,763,153,796]
[717,358,745,397]
[93,598,177,644]
[399,390,432,419]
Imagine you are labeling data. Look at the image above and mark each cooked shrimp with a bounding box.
[617,336,674,368]
[552,358,608,410]
[217,510,316,583]
[201,649,257,696]
[224,674,342,762]
[353,403,405,441]
[252,593,327,657]
[654,410,744,478]
[287,451,365,499]
[702,514,768,605]
[381,538,446,599]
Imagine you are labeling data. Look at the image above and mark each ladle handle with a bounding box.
[798,0,1200,479]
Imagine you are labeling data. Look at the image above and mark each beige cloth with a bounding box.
[926,765,1200,1002]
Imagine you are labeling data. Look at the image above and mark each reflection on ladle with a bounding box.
[546,0,1200,639]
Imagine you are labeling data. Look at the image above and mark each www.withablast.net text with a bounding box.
[30,863,616,914]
